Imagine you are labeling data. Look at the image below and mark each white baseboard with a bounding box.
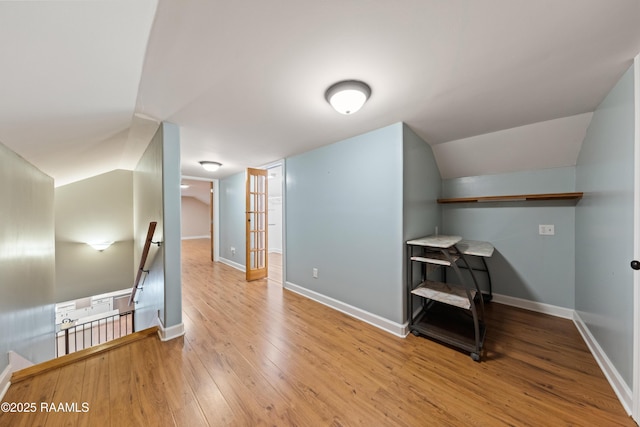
[279,285,631,415]
[492,293,574,319]
[218,257,246,272]
[0,351,34,401]
[181,235,210,240]
[157,321,185,342]
[285,281,408,337]
[0,364,10,401]
[493,294,631,415]
[573,311,632,415]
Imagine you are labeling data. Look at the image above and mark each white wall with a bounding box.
[181,196,209,238]
[55,170,134,302]
[0,142,55,371]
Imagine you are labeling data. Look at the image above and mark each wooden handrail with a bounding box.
[129,221,158,306]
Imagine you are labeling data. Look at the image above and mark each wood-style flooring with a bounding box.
[0,238,635,426]
[268,251,283,285]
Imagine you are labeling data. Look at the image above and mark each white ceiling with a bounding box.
[1,0,639,185]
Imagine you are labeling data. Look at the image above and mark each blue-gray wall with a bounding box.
[403,124,442,318]
[575,64,635,387]
[286,124,405,323]
[0,142,55,371]
[219,172,246,269]
[133,122,182,331]
[161,124,183,329]
[442,167,577,307]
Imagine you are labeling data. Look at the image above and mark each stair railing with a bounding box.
[129,221,158,306]
[55,310,135,357]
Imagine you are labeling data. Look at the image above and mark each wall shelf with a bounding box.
[437,192,583,204]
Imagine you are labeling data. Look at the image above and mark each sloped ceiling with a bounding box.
[1,0,639,185]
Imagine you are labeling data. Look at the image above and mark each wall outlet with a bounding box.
[539,224,555,236]
[231,247,236,255]
[312,268,318,279]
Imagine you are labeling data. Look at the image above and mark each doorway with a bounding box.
[267,164,284,285]
[180,177,217,262]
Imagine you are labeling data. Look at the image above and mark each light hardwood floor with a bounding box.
[268,252,283,285]
[1,238,635,426]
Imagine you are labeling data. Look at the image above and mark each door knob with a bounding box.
[631,260,640,270]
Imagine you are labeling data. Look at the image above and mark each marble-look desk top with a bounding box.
[406,235,462,248]
[407,236,494,257]
[456,240,494,257]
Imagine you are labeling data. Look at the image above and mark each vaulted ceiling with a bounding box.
[1,0,639,186]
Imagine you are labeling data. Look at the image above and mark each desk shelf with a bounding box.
[406,235,490,361]
[412,280,476,310]
[412,302,488,356]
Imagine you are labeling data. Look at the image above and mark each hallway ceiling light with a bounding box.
[180,183,190,189]
[325,80,371,115]
[200,161,222,172]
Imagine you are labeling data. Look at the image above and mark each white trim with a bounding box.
[262,160,286,286]
[282,281,633,414]
[285,281,408,337]
[181,235,210,240]
[574,311,632,415]
[0,364,11,401]
[632,53,640,422]
[268,248,283,254]
[0,352,34,401]
[157,321,185,342]
[493,295,632,415]
[218,257,246,272]
[8,351,33,371]
[492,293,574,319]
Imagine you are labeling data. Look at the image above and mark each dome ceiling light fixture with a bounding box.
[199,161,222,172]
[325,80,371,115]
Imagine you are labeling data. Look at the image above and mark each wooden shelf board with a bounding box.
[437,192,583,204]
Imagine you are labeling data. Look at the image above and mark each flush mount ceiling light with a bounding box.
[199,161,222,172]
[325,80,371,115]
[180,183,190,189]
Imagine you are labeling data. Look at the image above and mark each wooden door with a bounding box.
[245,168,268,281]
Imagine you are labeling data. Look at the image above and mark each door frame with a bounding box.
[181,175,220,262]
[632,53,640,423]
[261,160,286,286]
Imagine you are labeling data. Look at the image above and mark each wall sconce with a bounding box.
[87,241,114,251]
